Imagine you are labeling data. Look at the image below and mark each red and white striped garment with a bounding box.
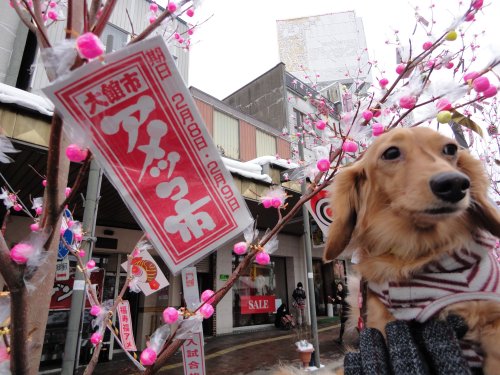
[368,232,500,367]
[369,232,500,323]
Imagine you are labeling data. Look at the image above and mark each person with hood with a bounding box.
[292,282,306,326]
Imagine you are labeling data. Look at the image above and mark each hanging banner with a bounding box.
[117,300,137,351]
[305,189,332,238]
[43,36,253,274]
[182,332,206,375]
[121,251,169,296]
[50,269,105,310]
[181,267,200,310]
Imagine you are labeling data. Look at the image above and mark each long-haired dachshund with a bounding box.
[324,127,500,373]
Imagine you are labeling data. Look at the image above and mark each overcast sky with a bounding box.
[183,0,500,100]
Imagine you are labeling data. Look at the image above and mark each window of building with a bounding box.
[255,129,277,157]
[232,255,287,328]
[213,110,239,159]
[101,24,129,52]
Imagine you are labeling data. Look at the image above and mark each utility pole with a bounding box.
[298,140,321,368]
[61,160,102,374]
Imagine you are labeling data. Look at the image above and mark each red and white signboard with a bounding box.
[44,36,252,274]
[240,295,276,315]
[305,189,333,238]
[117,300,137,351]
[121,250,169,296]
[50,269,105,310]
[181,332,206,375]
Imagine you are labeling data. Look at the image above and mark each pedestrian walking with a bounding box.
[330,281,349,344]
[292,282,306,326]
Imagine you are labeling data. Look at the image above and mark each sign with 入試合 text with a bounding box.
[44,36,252,274]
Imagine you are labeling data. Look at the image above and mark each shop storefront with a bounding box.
[231,254,289,328]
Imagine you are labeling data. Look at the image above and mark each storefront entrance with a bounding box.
[232,255,288,328]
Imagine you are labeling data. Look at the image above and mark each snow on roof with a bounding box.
[0,83,54,117]
[222,157,272,184]
[0,84,289,185]
[247,155,299,170]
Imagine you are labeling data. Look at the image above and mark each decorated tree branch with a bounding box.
[0,0,498,374]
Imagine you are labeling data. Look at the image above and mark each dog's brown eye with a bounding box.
[443,143,458,156]
[381,147,401,160]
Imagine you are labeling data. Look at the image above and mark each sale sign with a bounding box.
[44,36,252,274]
[117,300,137,351]
[240,295,276,314]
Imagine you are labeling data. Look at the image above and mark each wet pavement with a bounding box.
[81,317,353,374]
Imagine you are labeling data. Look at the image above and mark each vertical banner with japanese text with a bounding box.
[117,300,137,351]
[181,332,206,375]
[44,36,252,274]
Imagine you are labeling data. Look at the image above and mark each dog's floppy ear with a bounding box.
[458,149,500,237]
[323,164,364,262]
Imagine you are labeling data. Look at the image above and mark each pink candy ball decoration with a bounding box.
[163,307,179,324]
[66,144,88,163]
[200,303,214,318]
[255,251,270,265]
[48,10,58,20]
[149,2,158,11]
[65,187,72,197]
[234,242,248,255]
[49,1,57,7]
[436,98,452,111]
[75,233,83,241]
[78,249,86,257]
[316,158,330,172]
[472,77,490,92]
[315,120,326,130]
[149,16,156,24]
[483,85,497,98]
[187,8,195,17]
[87,259,96,269]
[399,95,416,109]
[464,71,479,82]
[90,332,102,346]
[76,32,105,59]
[379,78,389,88]
[445,61,454,69]
[30,223,40,232]
[262,198,272,208]
[362,110,373,121]
[167,2,177,12]
[472,0,483,9]
[10,243,35,264]
[271,197,282,208]
[372,123,384,136]
[90,305,102,316]
[13,204,22,212]
[422,41,433,51]
[396,64,406,75]
[35,206,43,215]
[42,179,47,187]
[201,289,215,304]
[342,140,358,153]
[141,348,157,366]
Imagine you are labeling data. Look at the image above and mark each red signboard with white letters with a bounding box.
[240,295,276,314]
[44,37,252,274]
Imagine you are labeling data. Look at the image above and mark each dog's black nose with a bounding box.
[430,172,470,203]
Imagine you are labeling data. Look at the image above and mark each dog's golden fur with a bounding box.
[323,127,500,373]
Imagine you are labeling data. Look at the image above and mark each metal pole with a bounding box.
[61,160,102,374]
[298,140,321,368]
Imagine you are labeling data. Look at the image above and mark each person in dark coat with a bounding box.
[330,281,349,344]
[292,282,306,326]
